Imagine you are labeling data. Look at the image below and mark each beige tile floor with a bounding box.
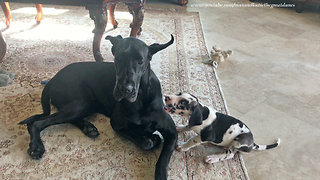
[149,0,320,179]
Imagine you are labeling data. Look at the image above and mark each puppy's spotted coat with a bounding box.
[164,92,280,164]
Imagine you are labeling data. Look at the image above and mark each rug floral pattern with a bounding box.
[0,4,248,180]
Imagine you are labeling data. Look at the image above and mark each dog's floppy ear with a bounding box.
[105,35,123,46]
[188,101,203,127]
[148,34,174,58]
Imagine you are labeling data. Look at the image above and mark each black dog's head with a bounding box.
[164,92,205,127]
[106,35,174,102]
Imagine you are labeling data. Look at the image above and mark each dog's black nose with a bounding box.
[125,85,134,94]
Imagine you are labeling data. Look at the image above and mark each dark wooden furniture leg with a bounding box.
[87,5,108,62]
[1,2,11,27]
[108,4,118,28]
[128,3,144,37]
[295,1,305,13]
[178,0,188,6]
[1,0,146,62]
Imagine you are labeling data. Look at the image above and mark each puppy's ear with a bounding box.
[188,101,203,127]
[105,35,123,46]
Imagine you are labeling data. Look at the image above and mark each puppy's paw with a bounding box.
[176,143,189,152]
[176,145,184,152]
[176,125,188,132]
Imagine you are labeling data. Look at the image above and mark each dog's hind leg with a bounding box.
[71,120,100,138]
[204,149,236,164]
[19,81,51,125]
[176,135,202,152]
[26,101,92,159]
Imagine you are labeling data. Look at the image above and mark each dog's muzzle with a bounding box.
[164,104,175,113]
[113,84,137,102]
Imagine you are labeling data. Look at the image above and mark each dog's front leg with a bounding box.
[176,135,203,152]
[204,148,236,164]
[154,111,178,180]
[176,124,190,132]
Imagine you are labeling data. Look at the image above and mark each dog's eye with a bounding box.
[136,58,143,65]
[177,92,182,96]
[180,99,188,105]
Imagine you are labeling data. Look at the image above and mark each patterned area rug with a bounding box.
[0,3,248,180]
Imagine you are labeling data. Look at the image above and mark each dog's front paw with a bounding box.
[204,155,220,164]
[82,124,100,138]
[27,141,45,159]
[140,134,162,151]
[150,134,162,149]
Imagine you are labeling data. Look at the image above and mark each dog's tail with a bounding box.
[18,81,52,125]
[253,138,280,151]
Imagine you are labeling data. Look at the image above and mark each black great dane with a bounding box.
[19,35,178,180]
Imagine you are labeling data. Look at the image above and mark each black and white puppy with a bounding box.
[164,92,280,164]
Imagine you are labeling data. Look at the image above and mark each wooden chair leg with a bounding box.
[295,2,304,13]
[178,0,188,6]
[35,4,43,23]
[128,4,144,37]
[1,2,11,27]
[108,4,118,28]
[88,6,107,62]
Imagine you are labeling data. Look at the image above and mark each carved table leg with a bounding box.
[0,31,6,62]
[295,2,304,13]
[108,4,118,28]
[88,6,107,62]
[128,4,144,37]
[35,4,43,24]
[1,2,11,27]
[178,0,188,6]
